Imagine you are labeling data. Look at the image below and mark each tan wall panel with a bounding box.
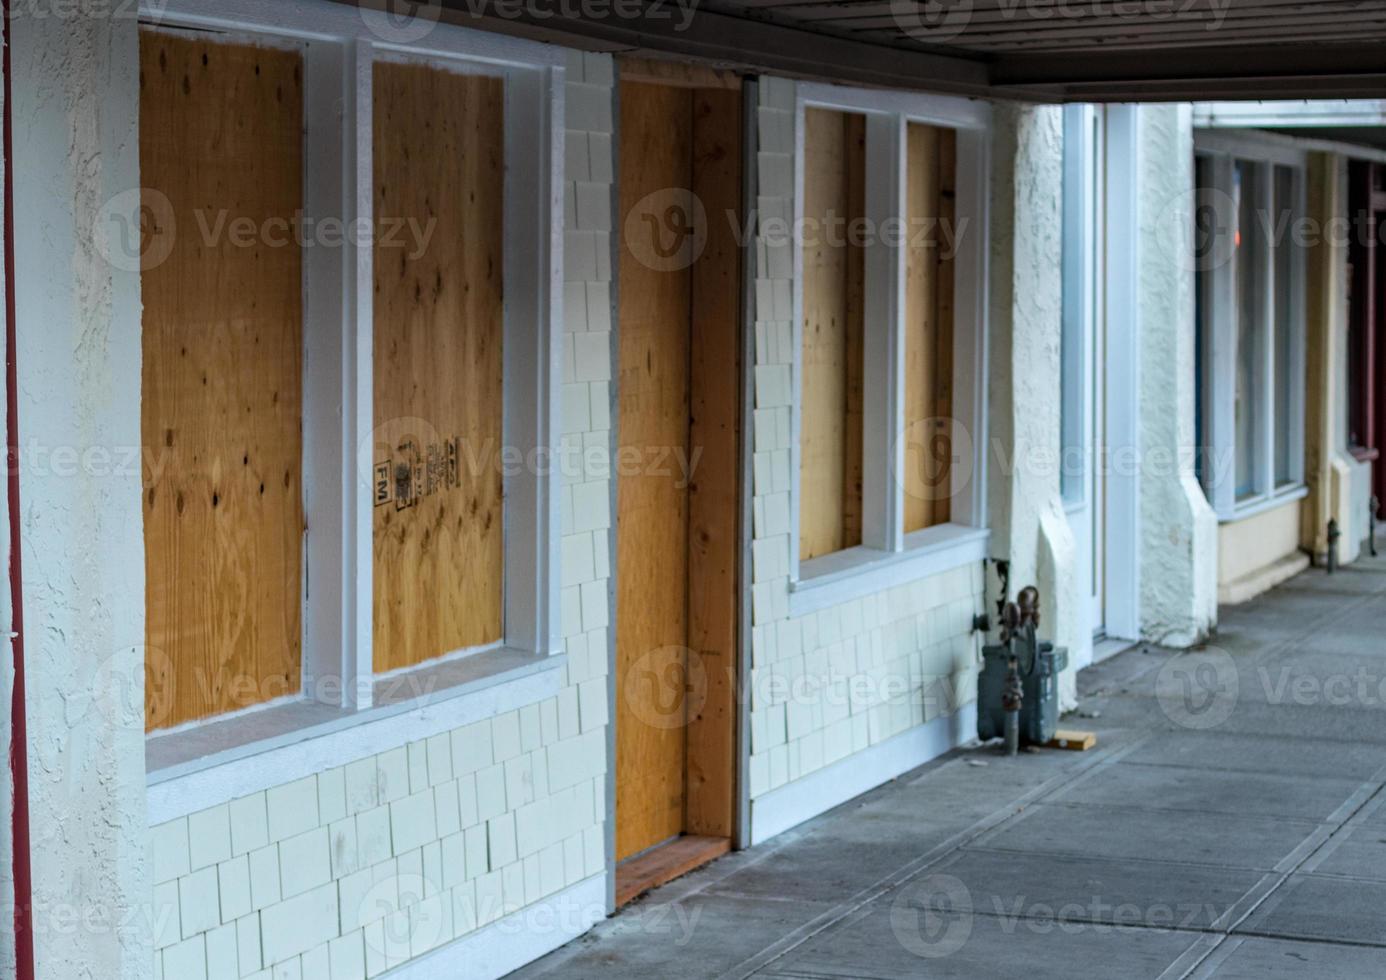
[372,62,505,673]
[141,32,305,730]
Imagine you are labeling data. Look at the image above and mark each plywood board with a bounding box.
[800,108,865,561]
[618,54,741,90]
[904,122,956,533]
[140,31,305,730]
[685,87,741,840]
[615,835,731,906]
[933,127,957,528]
[372,62,505,673]
[616,80,695,861]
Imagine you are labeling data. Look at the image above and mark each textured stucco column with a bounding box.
[986,104,1078,707]
[1303,153,1363,564]
[1138,105,1218,646]
[12,12,149,979]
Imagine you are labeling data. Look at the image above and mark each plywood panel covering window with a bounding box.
[904,123,957,533]
[800,107,866,562]
[140,31,305,731]
[372,62,505,673]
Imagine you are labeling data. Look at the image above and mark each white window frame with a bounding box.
[141,0,564,788]
[1193,129,1308,522]
[787,83,990,615]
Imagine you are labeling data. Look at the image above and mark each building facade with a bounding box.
[0,3,1382,978]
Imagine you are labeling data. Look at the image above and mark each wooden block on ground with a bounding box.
[615,836,731,907]
[1046,730,1097,751]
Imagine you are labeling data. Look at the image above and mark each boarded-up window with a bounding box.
[800,108,866,562]
[903,123,957,532]
[140,31,306,730]
[371,63,505,672]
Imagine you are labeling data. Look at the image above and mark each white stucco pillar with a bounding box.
[12,10,149,979]
[1138,105,1218,646]
[986,103,1079,707]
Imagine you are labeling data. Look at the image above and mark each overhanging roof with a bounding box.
[439,0,1386,101]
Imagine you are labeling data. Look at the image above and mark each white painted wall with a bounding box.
[1137,105,1218,646]
[985,103,1079,708]
[11,10,150,979]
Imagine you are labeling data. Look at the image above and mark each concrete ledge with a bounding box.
[387,874,607,980]
[1218,551,1311,605]
[749,703,978,846]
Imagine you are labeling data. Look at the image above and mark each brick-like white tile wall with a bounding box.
[148,50,616,980]
[745,78,984,803]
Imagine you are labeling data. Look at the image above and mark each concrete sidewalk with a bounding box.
[514,556,1386,979]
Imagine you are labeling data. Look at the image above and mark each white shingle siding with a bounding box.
[149,50,615,980]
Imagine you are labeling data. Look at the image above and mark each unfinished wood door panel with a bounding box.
[617,80,695,861]
[140,31,305,730]
[800,108,866,562]
[904,123,957,533]
[372,62,505,673]
[685,87,742,839]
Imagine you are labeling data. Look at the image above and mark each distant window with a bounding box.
[1193,138,1306,519]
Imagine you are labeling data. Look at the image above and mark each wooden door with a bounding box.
[615,75,741,867]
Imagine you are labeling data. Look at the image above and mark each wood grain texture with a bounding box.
[140,31,305,730]
[904,123,956,532]
[372,62,505,673]
[616,80,695,861]
[800,108,865,561]
[618,54,742,90]
[933,127,956,528]
[685,87,741,840]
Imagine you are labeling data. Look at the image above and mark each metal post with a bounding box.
[1371,496,1379,558]
[1327,518,1340,574]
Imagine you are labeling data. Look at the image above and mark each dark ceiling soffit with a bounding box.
[991,43,1386,102]
[441,2,1386,102]
[443,0,995,96]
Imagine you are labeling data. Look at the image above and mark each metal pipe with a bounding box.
[1371,496,1379,558]
[4,0,35,974]
[1002,654,1022,756]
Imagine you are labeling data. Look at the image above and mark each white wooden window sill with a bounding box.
[789,525,989,617]
[145,648,564,825]
[1223,483,1309,524]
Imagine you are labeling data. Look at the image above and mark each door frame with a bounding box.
[1062,104,1141,669]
